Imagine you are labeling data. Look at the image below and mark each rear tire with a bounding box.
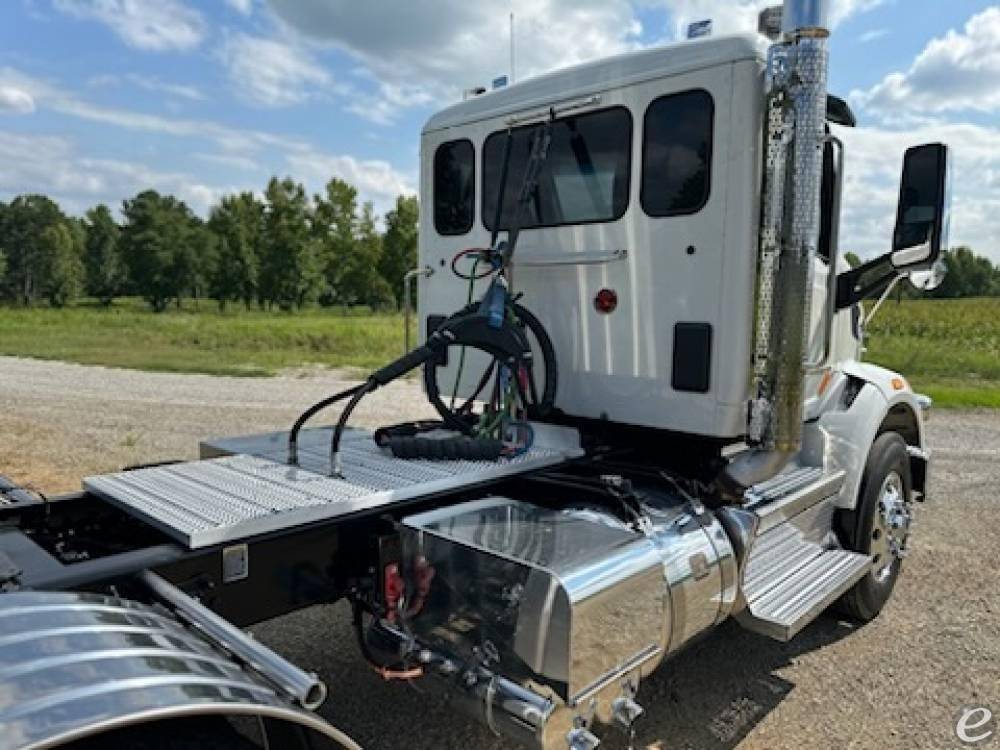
[835,432,913,622]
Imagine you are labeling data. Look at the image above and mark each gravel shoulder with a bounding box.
[0,356,997,750]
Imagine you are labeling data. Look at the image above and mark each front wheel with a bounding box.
[835,432,914,621]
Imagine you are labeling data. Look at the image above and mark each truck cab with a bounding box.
[0,3,953,750]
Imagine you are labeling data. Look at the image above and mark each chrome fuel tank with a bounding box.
[400,493,736,714]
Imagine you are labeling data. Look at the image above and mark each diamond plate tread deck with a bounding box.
[86,424,581,550]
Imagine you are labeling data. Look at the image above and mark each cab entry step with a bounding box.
[84,424,581,550]
[738,470,871,641]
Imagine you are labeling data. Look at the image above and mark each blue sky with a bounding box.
[1,0,997,260]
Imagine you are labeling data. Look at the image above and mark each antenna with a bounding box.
[510,12,516,83]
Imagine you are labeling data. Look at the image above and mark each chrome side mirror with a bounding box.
[891,143,952,270]
[906,259,948,292]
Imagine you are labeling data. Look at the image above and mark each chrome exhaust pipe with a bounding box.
[139,570,328,711]
[726,0,831,492]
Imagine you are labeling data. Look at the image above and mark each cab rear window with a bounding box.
[434,139,475,235]
[641,89,714,217]
[482,106,632,230]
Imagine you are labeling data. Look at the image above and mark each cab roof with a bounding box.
[423,34,767,135]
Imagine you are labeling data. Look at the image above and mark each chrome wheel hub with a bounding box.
[871,470,911,582]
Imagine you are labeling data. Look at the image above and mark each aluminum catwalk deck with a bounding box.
[84,424,582,549]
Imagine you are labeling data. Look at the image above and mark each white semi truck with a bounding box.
[0,2,951,749]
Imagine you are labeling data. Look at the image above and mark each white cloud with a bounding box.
[0,66,299,153]
[266,0,641,112]
[0,130,228,215]
[264,0,884,122]
[285,149,415,207]
[195,152,260,172]
[220,33,333,107]
[53,0,206,52]
[0,70,415,218]
[0,86,35,114]
[89,73,204,101]
[853,7,1000,114]
[225,0,253,16]
[837,119,1000,262]
[344,78,435,126]
[858,28,888,44]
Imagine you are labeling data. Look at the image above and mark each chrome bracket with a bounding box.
[611,678,644,750]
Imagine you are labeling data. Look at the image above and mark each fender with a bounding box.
[0,591,360,750]
[808,361,929,511]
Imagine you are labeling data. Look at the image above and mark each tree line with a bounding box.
[0,177,418,312]
[0,185,996,312]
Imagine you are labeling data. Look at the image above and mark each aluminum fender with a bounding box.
[0,591,359,750]
[812,361,926,511]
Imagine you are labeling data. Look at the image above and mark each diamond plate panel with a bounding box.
[86,425,581,549]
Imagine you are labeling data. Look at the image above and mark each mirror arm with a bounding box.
[835,254,897,310]
[863,272,905,327]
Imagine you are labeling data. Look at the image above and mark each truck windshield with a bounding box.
[483,106,632,230]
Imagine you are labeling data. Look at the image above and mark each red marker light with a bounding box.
[594,288,618,314]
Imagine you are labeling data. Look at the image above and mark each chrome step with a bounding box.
[739,547,871,641]
[745,467,846,533]
[737,467,869,641]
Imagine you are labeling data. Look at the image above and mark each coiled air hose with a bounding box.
[288,301,541,475]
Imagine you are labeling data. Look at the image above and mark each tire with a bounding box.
[835,432,913,622]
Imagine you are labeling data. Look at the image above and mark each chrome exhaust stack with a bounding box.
[724,0,831,493]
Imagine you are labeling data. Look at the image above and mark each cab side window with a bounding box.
[434,139,475,235]
[641,89,714,217]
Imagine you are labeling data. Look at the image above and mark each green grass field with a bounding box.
[0,297,996,407]
[864,297,1000,408]
[0,299,409,377]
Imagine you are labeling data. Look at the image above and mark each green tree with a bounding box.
[208,192,262,310]
[380,194,419,308]
[844,251,862,269]
[83,204,122,305]
[312,178,358,306]
[121,190,198,312]
[260,177,321,310]
[346,201,394,310]
[932,247,998,299]
[1,195,66,305]
[0,201,7,292]
[185,218,218,306]
[38,222,84,307]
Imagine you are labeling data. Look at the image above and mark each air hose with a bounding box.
[288,299,538,476]
[423,300,557,433]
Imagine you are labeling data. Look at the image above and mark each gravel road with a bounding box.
[0,355,997,750]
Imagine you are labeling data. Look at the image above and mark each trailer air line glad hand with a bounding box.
[288,110,558,477]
